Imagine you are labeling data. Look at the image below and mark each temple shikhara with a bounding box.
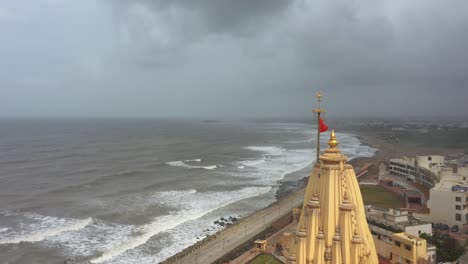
[281,93,434,264]
[286,130,379,263]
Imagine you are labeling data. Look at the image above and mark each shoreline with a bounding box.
[275,130,380,199]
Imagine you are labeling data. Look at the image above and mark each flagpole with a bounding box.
[313,91,326,162]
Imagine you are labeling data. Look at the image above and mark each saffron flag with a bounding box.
[319,118,328,133]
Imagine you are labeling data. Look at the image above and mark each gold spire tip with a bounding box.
[316,91,322,102]
[328,129,338,148]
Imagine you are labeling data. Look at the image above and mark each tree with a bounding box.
[420,232,465,262]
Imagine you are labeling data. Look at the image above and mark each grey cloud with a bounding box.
[116,0,291,36]
[0,0,467,118]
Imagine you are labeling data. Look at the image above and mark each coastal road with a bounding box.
[161,189,305,264]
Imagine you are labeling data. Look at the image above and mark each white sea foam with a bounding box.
[238,146,312,185]
[166,161,217,170]
[184,158,202,162]
[90,186,271,263]
[334,132,377,158]
[45,219,136,259]
[238,131,376,186]
[240,159,266,167]
[244,146,285,156]
[0,213,92,244]
[286,139,314,144]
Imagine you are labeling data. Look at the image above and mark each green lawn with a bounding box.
[249,254,282,264]
[360,185,402,209]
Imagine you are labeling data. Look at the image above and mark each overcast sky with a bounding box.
[1,0,467,118]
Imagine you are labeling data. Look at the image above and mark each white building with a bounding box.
[427,166,468,226]
[388,155,444,187]
[366,207,432,242]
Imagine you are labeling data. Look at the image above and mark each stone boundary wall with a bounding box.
[160,188,306,264]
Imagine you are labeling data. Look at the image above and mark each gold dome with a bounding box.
[328,129,338,148]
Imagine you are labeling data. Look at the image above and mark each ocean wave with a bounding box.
[239,159,266,167]
[184,159,202,162]
[286,139,314,144]
[44,169,145,195]
[0,213,92,244]
[244,146,285,156]
[165,161,218,170]
[89,186,271,263]
[334,132,377,158]
[112,170,143,177]
[239,132,377,186]
[0,157,33,165]
[239,146,312,185]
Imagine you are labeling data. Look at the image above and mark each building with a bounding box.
[366,207,432,242]
[388,156,444,187]
[389,233,433,264]
[366,207,436,263]
[286,131,379,263]
[427,166,468,226]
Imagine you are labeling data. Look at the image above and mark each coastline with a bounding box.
[275,129,381,199]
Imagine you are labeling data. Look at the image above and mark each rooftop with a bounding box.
[431,168,468,192]
[366,207,430,232]
[392,232,425,243]
[389,157,415,164]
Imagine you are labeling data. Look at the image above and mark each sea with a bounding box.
[0,119,376,264]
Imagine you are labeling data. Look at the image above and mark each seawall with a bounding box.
[160,188,305,264]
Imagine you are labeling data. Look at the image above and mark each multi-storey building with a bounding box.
[390,233,433,264]
[388,156,444,187]
[366,207,432,242]
[366,207,436,263]
[427,167,468,226]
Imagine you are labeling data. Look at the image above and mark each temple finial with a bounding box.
[316,90,323,104]
[328,129,338,148]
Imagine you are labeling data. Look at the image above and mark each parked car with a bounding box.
[451,225,459,232]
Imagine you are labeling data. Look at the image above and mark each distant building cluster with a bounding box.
[387,154,468,226]
[334,118,468,131]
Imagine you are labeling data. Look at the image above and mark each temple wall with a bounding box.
[160,188,306,264]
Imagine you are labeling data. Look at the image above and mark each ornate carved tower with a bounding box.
[288,130,378,264]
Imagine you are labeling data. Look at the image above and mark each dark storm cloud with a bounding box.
[115,0,291,35]
[1,0,467,117]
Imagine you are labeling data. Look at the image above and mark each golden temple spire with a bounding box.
[328,129,338,149]
[289,131,378,264]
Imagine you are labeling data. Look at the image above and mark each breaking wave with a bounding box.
[90,186,271,263]
[184,159,202,162]
[0,212,92,244]
[165,160,218,170]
